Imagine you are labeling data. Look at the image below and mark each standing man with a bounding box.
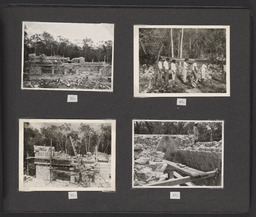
[157,57,164,81]
[170,59,177,84]
[183,58,189,83]
[163,58,170,84]
[206,125,213,142]
[192,61,199,83]
[201,62,207,81]
[222,63,226,82]
[193,123,199,145]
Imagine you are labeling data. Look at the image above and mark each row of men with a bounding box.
[157,57,207,84]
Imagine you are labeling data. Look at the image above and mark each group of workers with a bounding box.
[157,57,208,85]
[142,57,226,91]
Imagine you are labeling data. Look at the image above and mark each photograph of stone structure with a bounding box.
[134,25,230,97]
[19,119,116,191]
[22,22,114,91]
[132,120,224,188]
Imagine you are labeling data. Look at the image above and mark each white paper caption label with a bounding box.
[177,98,186,106]
[68,191,78,199]
[170,192,180,199]
[67,95,78,103]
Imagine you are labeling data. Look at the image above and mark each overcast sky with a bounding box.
[24,22,114,46]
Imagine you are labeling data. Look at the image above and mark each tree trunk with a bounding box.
[65,135,67,154]
[145,122,153,134]
[135,121,141,134]
[189,38,191,54]
[171,28,174,58]
[180,28,184,67]
[140,41,147,54]
[157,44,164,62]
[180,28,184,59]
[88,135,91,152]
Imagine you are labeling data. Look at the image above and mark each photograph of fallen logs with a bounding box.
[133,120,223,188]
[19,119,116,191]
[22,22,114,91]
[134,25,230,97]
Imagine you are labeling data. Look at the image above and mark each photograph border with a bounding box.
[19,118,116,192]
[133,25,230,97]
[132,119,224,188]
[21,21,115,92]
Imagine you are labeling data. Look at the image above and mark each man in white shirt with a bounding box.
[201,63,207,80]
[157,57,164,81]
[158,58,163,71]
[170,59,177,82]
[183,58,189,83]
[163,58,169,71]
[163,58,170,84]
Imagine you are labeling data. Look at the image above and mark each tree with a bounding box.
[180,28,184,59]
[60,123,72,154]
[139,28,226,65]
[82,38,93,61]
[30,34,45,55]
[41,31,54,56]
[170,28,174,58]
[99,124,111,154]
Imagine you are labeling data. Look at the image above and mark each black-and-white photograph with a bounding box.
[19,119,116,191]
[22,22,114,91]
[132,120,224,188]
[134,25,230,97]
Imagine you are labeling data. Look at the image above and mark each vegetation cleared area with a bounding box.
[133,121,223,187]
[22,121,113,190]
[23,22,113,90]
[138,27,227,94]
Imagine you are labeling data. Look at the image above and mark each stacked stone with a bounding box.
[134,143,168,186]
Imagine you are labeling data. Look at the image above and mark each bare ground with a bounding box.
[139,71,226,94]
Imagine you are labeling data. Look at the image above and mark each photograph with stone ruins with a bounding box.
[133,120,224,188]
[22,22,114,91]
[134,25,230,97]
[19,119,116,191]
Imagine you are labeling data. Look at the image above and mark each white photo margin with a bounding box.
[21,21,115,92]
[134,25,230,97]
[19,118,116,192]
[132,119,224,189]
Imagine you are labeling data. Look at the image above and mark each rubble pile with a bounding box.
[23,75,111,89]
[134,135,223,186]
[134,141,169,186]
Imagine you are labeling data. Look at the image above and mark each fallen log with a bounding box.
[146,170,217,186]
[163,159,208,177]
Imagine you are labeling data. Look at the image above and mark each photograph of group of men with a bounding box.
[134,25,229,96]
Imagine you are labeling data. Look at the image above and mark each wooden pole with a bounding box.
[26,152,30,176]
[69,136,78,156]
[171,28,174,58]
[180,28,184,67]
[88,135,91,153]
[95,139,100,163]
[50,138,53,182]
